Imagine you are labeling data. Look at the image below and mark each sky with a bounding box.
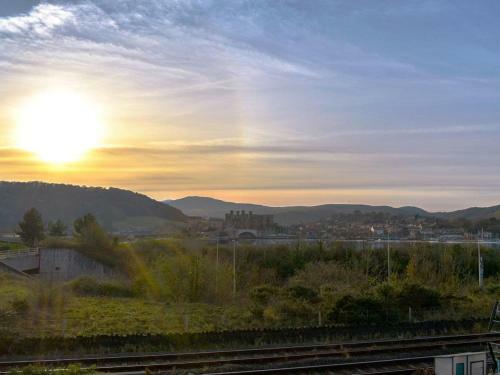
[1,0,500,211]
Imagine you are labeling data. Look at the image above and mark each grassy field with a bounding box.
[1,240,499,340]
[0,274,249,337]
[62,298,249,336]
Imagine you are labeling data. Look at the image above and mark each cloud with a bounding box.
[1,1,500,209]
[0,3,73,35]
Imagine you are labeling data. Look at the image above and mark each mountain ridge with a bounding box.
[0,181,186,233]
[166,196,500,225]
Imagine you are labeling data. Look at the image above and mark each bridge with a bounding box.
[234,229,258,239]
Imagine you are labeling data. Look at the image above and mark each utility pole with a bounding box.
[233,238,237,296]
[478,229,483,288]
[387,231,391,281]
[215,236,219,296]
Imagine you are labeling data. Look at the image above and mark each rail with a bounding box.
[0,248,39,260]
[0,332,497,374]
[204,356,435,374]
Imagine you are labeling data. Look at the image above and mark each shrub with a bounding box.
[397,282,441,310]
[10,297,30,314]
[250,285,279,305]
[328,295,386,325]
[286,285,319,303]
[70,277,134,298]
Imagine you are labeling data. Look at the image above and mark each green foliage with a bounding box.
[41,236,78,249]
[396,282,441,310]
[70,214,126,269]
[250,285,278,305]
[73,214,112,251]
[48,219,67,237]
[0,241,24,251]
[16,208,45,247]
[0,240,498,339]
[0,181,185,232]
[69,277,134,298]
[328,295,386,324]
[286,285,319,303]
[10,297,30,314]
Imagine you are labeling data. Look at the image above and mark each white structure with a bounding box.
[434,352,486,375]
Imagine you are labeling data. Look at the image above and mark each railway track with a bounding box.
[1,332,497,374]
[205,356,435,374]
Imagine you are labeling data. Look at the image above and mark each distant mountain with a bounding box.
[166,196,500,225]
[0,181,186,233]
[166,196,431,225]
[438,206,500,221]
[165,196,276,219]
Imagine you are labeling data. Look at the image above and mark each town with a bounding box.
[185,209,499,242]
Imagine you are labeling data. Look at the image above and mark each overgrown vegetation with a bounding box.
[0,241,24,251]
[0,239,498,341]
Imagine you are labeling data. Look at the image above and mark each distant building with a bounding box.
[370,225,385,237]
[224,210,274,237]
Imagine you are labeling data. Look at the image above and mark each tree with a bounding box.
[73,213,112,250]
[73,213,97,236]
[48,219,67,237]
[17,208,45,247]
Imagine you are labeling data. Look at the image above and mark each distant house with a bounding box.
[370,225,385,237]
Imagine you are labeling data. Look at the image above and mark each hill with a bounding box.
[438,205,500,221]
[166,196,430,225]
[164,196,276,218]
[0,181,186,233]
[166,196,500,225]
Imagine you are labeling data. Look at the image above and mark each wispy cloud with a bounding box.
[1,1,500,209]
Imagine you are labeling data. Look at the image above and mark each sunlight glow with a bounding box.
[15,90,103,164]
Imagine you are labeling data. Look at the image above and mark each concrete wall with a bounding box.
[1,254,39,273]
[39,248,117,282]
[0,261,30,277]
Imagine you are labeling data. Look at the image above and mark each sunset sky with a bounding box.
[1,1,500,210]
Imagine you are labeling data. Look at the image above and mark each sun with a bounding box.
[15,89,103,164]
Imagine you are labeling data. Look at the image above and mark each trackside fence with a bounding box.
[0,318,488,357]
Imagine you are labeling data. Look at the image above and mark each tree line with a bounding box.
[15,208,114,251]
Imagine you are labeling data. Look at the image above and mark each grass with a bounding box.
[0,272,496,338]
[61,297,249,336]
[0,276,249,337]
[0,275,31,310]
[0,241,25,251]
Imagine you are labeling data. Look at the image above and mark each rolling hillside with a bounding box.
[166,196,431,225]
[166,196,500,225]
[0,181,186,232]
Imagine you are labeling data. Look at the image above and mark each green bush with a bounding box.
[286,285,319,303]
[328,295,386,324]
[10,297,30,314]
[69,277,134,298]
[250,285,279,305]
[397,282,441,309]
